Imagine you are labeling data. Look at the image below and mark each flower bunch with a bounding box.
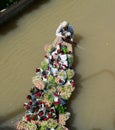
[59,112,70,125]
[32,76,44,90]
[42,92,53,106]
[58,70,67,79]
[41,60,48,70]
[16,41,75,130]
[55,77,65,86]
[67,54,73,65]
[16,120,37,130]
[66,69,75,79]
[47,75,55,84]
[57,84,74,100]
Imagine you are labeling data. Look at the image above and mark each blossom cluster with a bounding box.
[16,41,75,130]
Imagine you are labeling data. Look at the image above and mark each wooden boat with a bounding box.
[16,37,75,130]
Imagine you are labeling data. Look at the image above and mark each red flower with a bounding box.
[38,101,42,104]
[71,81,75,87]
[57,49,61,53]
[45,55,48,58]
[44,75,47,78]
[43,117,47,121]
[51,109,55,113]
[28,101,32,105]
[51,56,54,62]
[26,115,31,121]
[54,93,58,97]
[47,114,51,118]
[31,115,37,120]
[39,111,44,116]
[53,101,60,105]
[62,64,66,67]
[36,68,40,72]
[35,92,41,97]
[59,79,62,83]
[58,43,62,46]
[26,95,31,100]
[26,106,30,110]
[45,104,49,109]
[68,51,72,54]
[59,66,63,70]
[23,103,30,110]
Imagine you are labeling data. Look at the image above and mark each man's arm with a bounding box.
[56,25,63,37]
[69,25,74,38]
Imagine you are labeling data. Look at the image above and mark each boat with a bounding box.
[16,37,75,130]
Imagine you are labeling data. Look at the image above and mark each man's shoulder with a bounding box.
[68,25,74,31]
[69,25,73,28]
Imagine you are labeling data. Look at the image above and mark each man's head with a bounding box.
[65,32,71,39]
[61,21,69,29]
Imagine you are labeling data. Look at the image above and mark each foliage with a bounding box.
[61,45,68,54]
[0,0,20,10]
[41,60,48,70]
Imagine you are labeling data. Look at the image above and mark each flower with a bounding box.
[36,67,40,73]
[59,113,70,126]
[41,120,48,126]
[56,125,65,130]
[41,60,48,70]
[25,121,37,130]
[16,119,38,130]
[65,84,75,92]
[48,87,56,94]
[66,69,75,79]
[32,76,44,90]
[17,42,75,130]
[67,54,73,65]
[47,119,58,128]
[43,93,53,106]
[58,70,67,79]
[16,120,26,130]
[47,75,55,83]
[55,77,65,85]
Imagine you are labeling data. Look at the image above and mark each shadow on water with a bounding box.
[0,0,51,35]
[0,126,15,130]
[92,128,102,130]
[66,34,83,130]
[0,108,24,125]
[74,33,83,44]
[79,69,115,130]
[81,69,115,82]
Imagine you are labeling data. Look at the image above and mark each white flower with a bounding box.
[51,67,58,76]
[59,54,67,61]
[51,128,55,130]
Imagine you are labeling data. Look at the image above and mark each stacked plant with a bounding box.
[16,42,75,130]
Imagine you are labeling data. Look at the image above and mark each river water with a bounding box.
[0,0,115,130]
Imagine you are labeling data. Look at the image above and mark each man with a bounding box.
[56,21,74,42]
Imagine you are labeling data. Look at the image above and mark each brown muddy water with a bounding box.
[0,0,115,130]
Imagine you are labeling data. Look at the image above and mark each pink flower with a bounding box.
[35,80,44,90]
